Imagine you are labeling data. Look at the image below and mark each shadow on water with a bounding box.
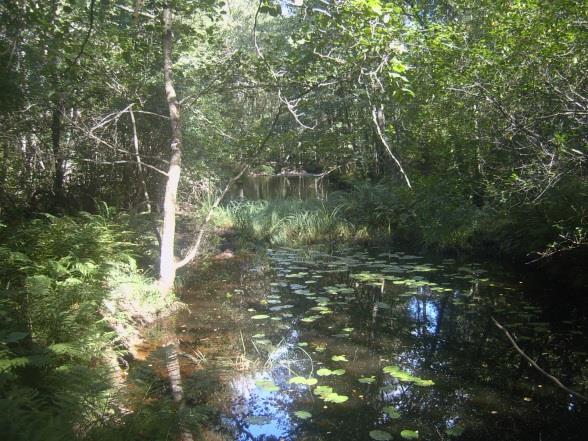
[136,248,588,440]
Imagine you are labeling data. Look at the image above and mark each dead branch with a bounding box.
[175,165,249,270]
[371,105,412,189]
[491,316,588,401]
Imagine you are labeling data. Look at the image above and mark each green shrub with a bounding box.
[0,209,169,440]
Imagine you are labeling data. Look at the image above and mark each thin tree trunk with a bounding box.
[159,2,182,298]
[129,105,152,213]
[0,142,9,212]
[51,100,66,206]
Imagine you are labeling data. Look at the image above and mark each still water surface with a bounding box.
[140,246,588,440]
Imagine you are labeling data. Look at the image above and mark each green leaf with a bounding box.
[294,410,312,419]
[251,314,270,320]
[255,379,279,392]
[358,376,376,384]
[383,406,401,419]
[369,430,393,440]
[288,376,318,386]
[400,430,419,439]
[331,354,348,362]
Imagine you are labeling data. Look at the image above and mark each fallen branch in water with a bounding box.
[491,316,588,402]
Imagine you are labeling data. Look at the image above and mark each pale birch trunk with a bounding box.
[159,2,182,298]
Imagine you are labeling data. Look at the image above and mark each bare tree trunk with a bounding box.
[129,105,152,213]
[0,142,9,212]
[51,100,66,207]
[159,2,182,298]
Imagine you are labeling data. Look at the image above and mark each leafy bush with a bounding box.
[0,209,169,440]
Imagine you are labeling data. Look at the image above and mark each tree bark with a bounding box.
[0,142,9,212]
[51,100,66,206]
[129,105,152,213]
[159,2,182,298]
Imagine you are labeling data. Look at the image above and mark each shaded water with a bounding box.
[227,176,330,201]
[140,247,588,440]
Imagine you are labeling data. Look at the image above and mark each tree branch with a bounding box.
[491,316,588,402]
[371,105,412,189]
[175,165,249,270]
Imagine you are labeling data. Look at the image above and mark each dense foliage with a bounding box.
[0,209,178,440]
[0,0,586,438]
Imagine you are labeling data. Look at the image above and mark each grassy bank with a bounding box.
[0,209,176,440]
[210,199,358,247]
[210,177,587,268]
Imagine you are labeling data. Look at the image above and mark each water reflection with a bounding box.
[227,175,330,201]
[144,247,588,441]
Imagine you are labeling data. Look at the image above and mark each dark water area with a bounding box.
[139,246,588,441]
[227,175,330,201]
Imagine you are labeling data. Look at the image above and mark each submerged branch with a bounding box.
[491,316,588,402]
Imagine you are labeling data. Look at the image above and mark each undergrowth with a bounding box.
[212,199,357,246]
[211,176,587,263]
[0,208,176,440]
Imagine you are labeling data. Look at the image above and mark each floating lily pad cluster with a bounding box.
[383,365,435,386]
[313,385,349,403]
[241,248,489,438]
[317,368,346,376]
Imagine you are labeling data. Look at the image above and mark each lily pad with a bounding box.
[400,430,419,440]
[383,406,401,419]
[331,355,348,362]
[313,385,348,403]
[383,365,434,386]
[288,376,318,386]
[313,385,333,396]
[254,339,272,345]
[251,314,270,320]
[317,368,346,376]
[369,430,393,440]
[254,379,279,392]
[358,376,376,384]
[294,410,312,419]
[323,392,349,403]
[301,315,321,323]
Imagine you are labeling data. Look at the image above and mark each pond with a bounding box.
[137,246,588,441]
[226,175,330,201]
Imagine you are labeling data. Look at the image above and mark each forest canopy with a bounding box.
[1,1,587,440]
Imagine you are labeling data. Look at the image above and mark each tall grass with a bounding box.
[212,199,356,246]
